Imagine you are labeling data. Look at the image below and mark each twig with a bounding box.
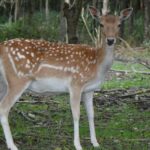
[114,58,150,70]
[81,8,95,44]
[117,36,133,50]
[17,100,59,104]
[110,69,150,75]
[94,26,102,48]
[95,88,125,94]
[137,60,150,70]
[119,89,150,98]
[102,0,109,15]
[14,109,36,123]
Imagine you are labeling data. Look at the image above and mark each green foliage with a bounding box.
[124,14,144,45]
[0,11,59,41]
[143,40,150,47]
[0,9,147,46]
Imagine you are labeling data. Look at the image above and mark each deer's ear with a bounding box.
[120,8,133,21]
[89,6,101,21]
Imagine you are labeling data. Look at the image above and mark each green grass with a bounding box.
[112,61,150,72]
[103,61,150,89]
[0,94,148,150]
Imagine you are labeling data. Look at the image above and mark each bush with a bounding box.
[0,11,59,42]
[124,11,144,46]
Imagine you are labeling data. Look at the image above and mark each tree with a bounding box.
[9,0,15,23]
[63,0,83,44]
[59,0,67,42]
[14,0,19,22]
[144,0,150,41]
[102,0,109,15]
[119,0,130,38]
[45,0,49,22]
[27,0,35,24]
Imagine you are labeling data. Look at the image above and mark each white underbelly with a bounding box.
[28,78,69,93]
[28,73,105,94]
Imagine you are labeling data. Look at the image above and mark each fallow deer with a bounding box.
[0,7,133,150]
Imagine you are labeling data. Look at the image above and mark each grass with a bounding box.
[0,92,149,150]
[103,61,150,89]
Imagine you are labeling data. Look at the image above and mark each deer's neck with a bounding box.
[97,44,114,78]
[103,44,114,61]
[84,44,114,92]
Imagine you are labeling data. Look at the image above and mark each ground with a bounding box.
[0,47,150,150]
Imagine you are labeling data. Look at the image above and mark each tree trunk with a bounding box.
[144,0,150,41]
[9,0,14,23]
[128,0,134,34]
[45,0,49,22]
[63,0,83,44]
[120,0,129,38]
[27,0,35,24]
[92,0,97,7]
[40,0,43,12]
[102,0,109,15]
[59,0,68,42]
[14,0,19,22]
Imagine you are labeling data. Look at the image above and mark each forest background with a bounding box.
[0,0,150,150]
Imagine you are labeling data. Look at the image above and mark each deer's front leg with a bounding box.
[82,91,99,147]
[69,87,82,150]
[0,114,18,150]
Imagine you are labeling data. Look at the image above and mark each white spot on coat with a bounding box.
[17,52,25,59]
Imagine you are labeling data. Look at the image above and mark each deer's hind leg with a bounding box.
[0,78,30,150]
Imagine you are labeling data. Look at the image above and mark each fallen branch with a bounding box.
[14,109,36,123]
[119,89,150,98]
[110,69,150,75]
[137,60,150,70]
[17,99,59,104]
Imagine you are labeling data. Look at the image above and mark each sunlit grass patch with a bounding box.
[103,61,150,89]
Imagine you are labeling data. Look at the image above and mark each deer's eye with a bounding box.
[100,23,104,27]
[118,24,121,28]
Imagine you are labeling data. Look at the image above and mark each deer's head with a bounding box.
[89,6,133,46]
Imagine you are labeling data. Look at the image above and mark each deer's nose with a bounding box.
[106,38,115,46]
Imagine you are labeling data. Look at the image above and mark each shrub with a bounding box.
[0,11,59,42]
